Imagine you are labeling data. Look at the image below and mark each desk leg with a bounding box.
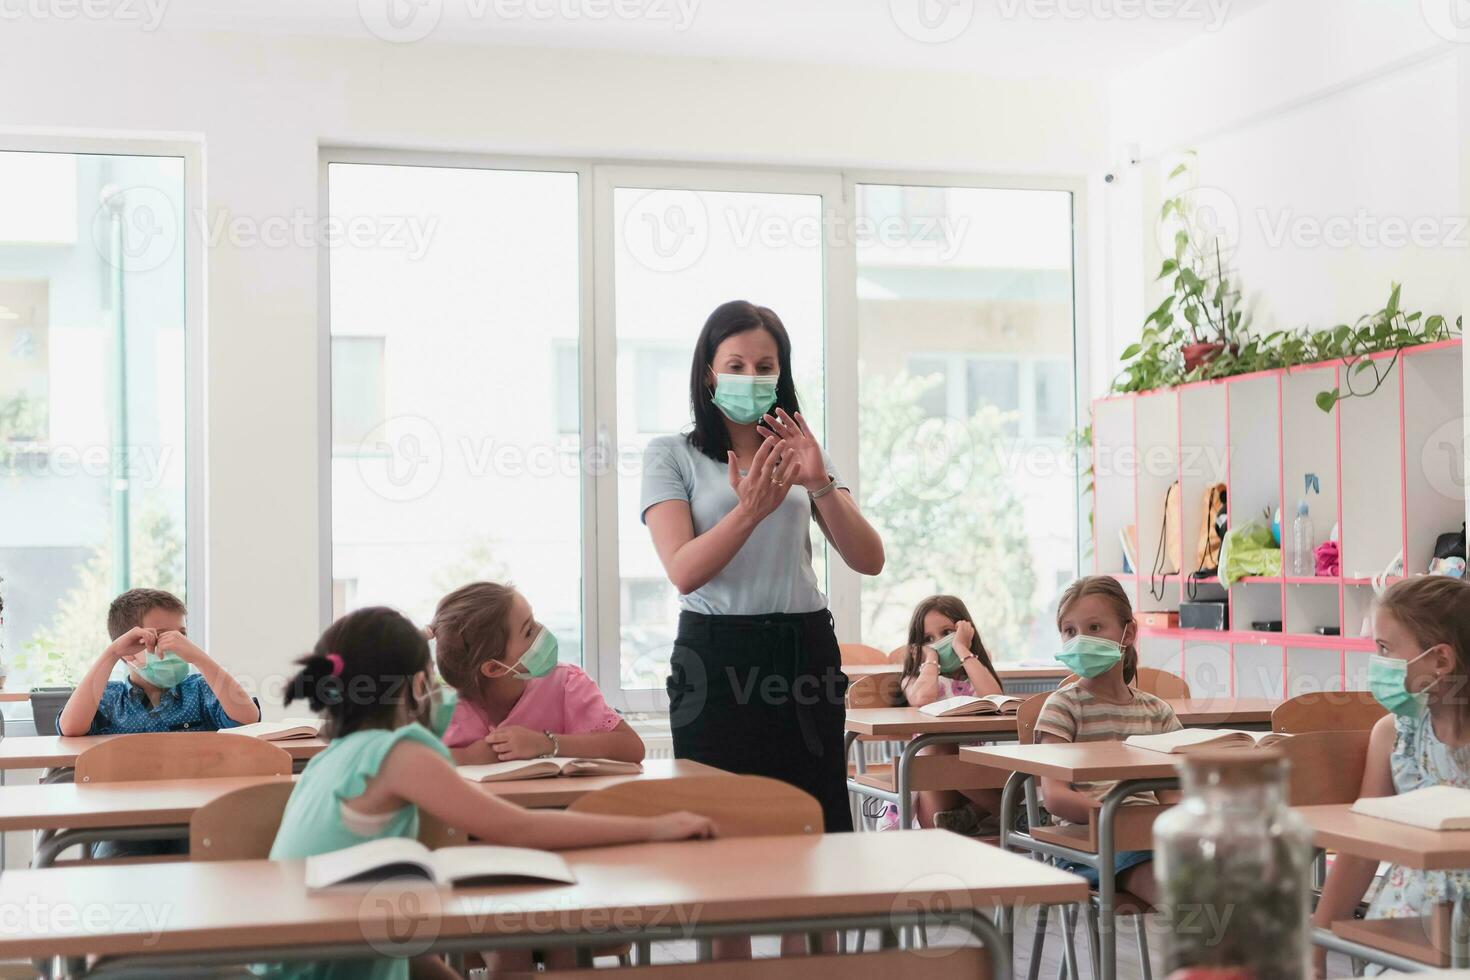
[1453,889,1469,969]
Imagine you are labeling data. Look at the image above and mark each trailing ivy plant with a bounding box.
[1111,156,1461,407]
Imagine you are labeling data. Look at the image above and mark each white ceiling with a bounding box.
[156,0,1275,80]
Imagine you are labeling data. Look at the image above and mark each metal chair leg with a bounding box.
[1135,914,1153,980]
[1082,899,1102,980]
[1060,903,1082,980]
[1027,903,1051,980]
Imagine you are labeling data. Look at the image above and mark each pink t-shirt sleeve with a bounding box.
[441,697,492,749]
[557,665,623,734]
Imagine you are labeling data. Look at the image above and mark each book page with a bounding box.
[429,845,576,886]
[230,718,322,740]
[457,760,560,782]
[559,758,643,776]
[1352,786,1470,831]
[305,838,433,889]
[917,695,988,717]
[1125,729,1254,753]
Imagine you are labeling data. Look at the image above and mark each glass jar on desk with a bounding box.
[1153,748,1313,980]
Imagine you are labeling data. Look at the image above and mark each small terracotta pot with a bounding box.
[1183,342,1226,372]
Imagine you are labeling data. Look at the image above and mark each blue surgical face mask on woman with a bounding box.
[1056,635,1124,679]
[712,374,779,425]
[1368,647,1440,718]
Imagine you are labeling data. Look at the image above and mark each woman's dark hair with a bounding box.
[686,300,802,463]
[901,594,1002,690]
[285,606,432,738]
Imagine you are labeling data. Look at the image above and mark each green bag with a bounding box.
[1219,521,1282,587]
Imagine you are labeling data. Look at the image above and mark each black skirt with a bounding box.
[666,608,852,833]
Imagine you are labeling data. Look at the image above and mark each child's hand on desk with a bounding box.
[108,627,156,662]
[651,812,718,841]
[486,725,554,761]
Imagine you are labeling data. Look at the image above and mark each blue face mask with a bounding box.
[711,374,778,425]
[495,627,560,681]
[1056,635,1124,679]
[930,633,963,674]
[135,652,190,690]
[1368,649,1436,718]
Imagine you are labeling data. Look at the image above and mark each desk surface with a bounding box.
[1296,804,1470,871]
[0,758,728,832]
[845,707,1018,736]
[960,741,1182,782]
[0,829,1089,961]
[0,733,329,769]
[848,698,1279,738]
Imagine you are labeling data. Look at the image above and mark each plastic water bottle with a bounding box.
[1292,499,1314,576]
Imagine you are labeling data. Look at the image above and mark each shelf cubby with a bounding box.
[1092,340,1463,698]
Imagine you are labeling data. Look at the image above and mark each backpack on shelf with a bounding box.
[1187,482,1228,600]
[1149,482,1182,602]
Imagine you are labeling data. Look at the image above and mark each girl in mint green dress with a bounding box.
[267,606,716,980]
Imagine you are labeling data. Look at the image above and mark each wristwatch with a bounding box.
[542,731,560,758]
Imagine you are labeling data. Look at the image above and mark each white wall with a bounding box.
[0,22,1106,711]
[1101,0,1464,380]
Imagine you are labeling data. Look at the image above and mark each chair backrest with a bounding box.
[1271,691,1387,734]
[846,671,903,708]
[1015,691,1053,745]
[30,686,74,736]
[516,947,990,980]
[838,643,889,666]
[887,644,910,665]
[75,732,293,783]
[1276,730,1372,805]
[1056,667,1191,699]
[189,780,296,861]
[568,775,823,837]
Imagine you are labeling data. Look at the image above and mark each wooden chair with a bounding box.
[1015,691,1052,746]
[75,733,292,784]
[569,775,822,837]
[190,780,297,860]
[839,643,889,667]
[845,671,902,709]
[1057,665,1191,699]
[1271,691,1387,734]
[510,946,992,979]
[1277,730,1371,805]
[886,644,910,665]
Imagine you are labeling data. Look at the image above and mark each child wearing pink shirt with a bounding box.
[429,582,645,766]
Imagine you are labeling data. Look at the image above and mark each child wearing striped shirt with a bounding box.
[1035,575,1182,906]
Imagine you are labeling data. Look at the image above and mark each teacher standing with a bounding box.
[641,300,885,833]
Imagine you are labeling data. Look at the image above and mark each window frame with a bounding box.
[317,149,1089,711]
[0,134,207,648]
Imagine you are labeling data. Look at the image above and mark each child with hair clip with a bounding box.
[429,582,645,766]
[1034,575,1182,906]
[1310,576,1470,978]
[895,594,1006,835]
[269,606,715,980]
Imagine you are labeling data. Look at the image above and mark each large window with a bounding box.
[607,181,829,692]
[327,162,584,661]
[0,148,190,688]
[857,184,1078,664]
[325,157,1079,704]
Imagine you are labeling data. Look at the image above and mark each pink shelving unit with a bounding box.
[1091,340,1464,699]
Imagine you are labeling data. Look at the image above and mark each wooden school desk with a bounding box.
[1297,803,1470,970]
[0,759,728,868]
[845,698,1277,831]
[0,830,1090,979]
[844,707,1018,829]
[0,734,329,781]
[961,741,1184,980]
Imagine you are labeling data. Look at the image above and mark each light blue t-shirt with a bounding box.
[639,433,845,616]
